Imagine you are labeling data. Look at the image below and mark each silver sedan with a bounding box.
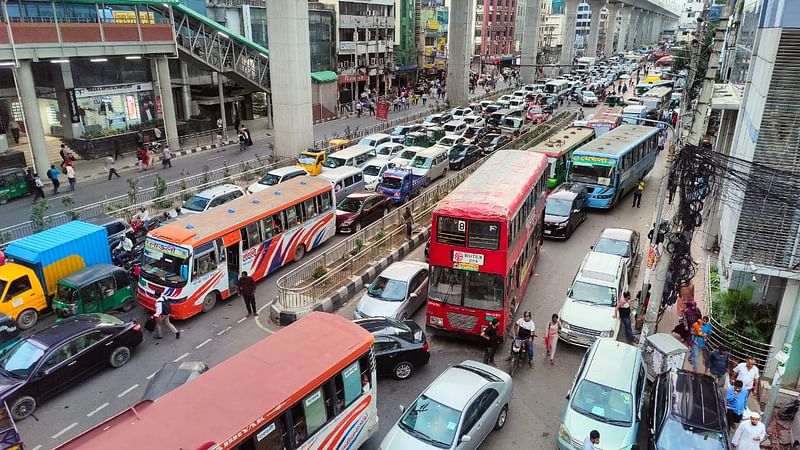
[354,261,429,320]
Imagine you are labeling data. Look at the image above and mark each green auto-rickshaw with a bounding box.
[53,264,135,319]
[0,313,20,355]
[605,95,627,107]
[0,167,30,204]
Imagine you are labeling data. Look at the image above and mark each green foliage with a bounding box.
[153,174,169,208]
[239,160,254,182]
[712,287,776,345]
[31,199,52,233]
[350,238,364,256]
[179,179,192,201]
[61,196,80,221]
[223,161,230,179]
[312,266,328,280]
[709,265,720,293]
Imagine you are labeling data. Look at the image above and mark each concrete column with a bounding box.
[617,6,633,53]
[14,61,48,176]
[154,56,179,146]
[519,0,541,84]
[585,0,606,58]
[180,62,193,120]
[54,64,82,140]
[627,8,642,51]
[559,0,581,73]
[652,16,664,44]
[267,0,313,157]
[603,2,620,59]
[445,0,473,106]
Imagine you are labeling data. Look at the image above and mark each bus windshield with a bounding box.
[429,267,504,311]
[141,239,190,284]
[571,163,614,186]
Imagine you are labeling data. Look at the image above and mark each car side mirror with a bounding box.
[460,435,472,443]
[409,293,417,299]
[364,284,370,289]
[589,245,594,250]
[565,390,571,400]
[573,209,581,214]
[35,370,47,379]
[399,405,405,413]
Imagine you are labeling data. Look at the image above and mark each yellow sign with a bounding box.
[112,11,155,25]
[454,262,479,271]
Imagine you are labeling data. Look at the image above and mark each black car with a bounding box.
[544,183,588,239]
[541,95,559,113]
[355,317,430,380]
[648,369,730,450]
[0,313,143,420]
[449,144,482,170]
[463,125,491,143]
[477,134,512,155]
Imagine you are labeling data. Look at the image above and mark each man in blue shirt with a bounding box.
[706,345,730,387]
[726,380,747,429]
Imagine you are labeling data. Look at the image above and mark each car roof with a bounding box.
[599,227,635,241]
[319,166,363,179]
[195,183,243,197]
[379,261,428,280]
[363,133,391,140]
[445,120,466,126]
[666,370,725,431]
[424,364,494,410]
[31,313,124,347]
[580,252,624,281]
[548,189,578,201]
[345,192,382,201]
[267,166,308,176]
[584,339,641,391]
[355,317,414,335]
[363,157,391,168]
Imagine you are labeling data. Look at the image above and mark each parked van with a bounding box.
[359,133,392,148]
[557,339,645,450]
[499,116,530,136]
[319,166,365,199]
[409,146,448,181]
[442,120,467,136]
[557,251,628,347]
[247,166,309,194]
[321,144,376,172]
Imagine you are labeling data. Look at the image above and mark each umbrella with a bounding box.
[619,74,631,80]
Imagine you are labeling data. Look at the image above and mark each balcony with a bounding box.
[338,40,394,55]
[339,14,395,29]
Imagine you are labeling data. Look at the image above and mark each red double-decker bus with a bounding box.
[426,150,549,338]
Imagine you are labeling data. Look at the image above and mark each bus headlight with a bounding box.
[429,316,443,327]
[558,423,571,442]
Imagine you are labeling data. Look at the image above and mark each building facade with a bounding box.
[473,0,518,61]
[539,0,563,64]
[676,0,706,42]
[418,4,449,77]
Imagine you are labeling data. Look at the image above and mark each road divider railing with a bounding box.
[276,109,577,312]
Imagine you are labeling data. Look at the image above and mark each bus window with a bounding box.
[292,387,332,446]
[304,198,318,218]
[437,216,467,246]
[242,222,262,250]
[340,360,362,407]
[193,251,217,278]
[236,418,288,450]
[285,206,298,227]
[319,191,333,211]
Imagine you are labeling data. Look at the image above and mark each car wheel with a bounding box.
[110,346,132,368]
[354,222,362,233]
[565,224,573,239]
[294,244,306,262]
[10,396,35,421]
[494,404,509,431]
[202,292,217,312]
[393,361,414,380]
[120,298,134,312]
[16,309,38,330]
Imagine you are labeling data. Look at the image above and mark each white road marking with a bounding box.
[207,155,225,161]
[117,384,139,398]
[236,317,247,324]
[217,326,232,336]
[254,300,276,334]
[173,352,190,362]
[137,172,157,179]
[146,371,158,380]
[30,446,42,450]
[195,338,212,349]
[52,422,78,439]
[86,402,110,417]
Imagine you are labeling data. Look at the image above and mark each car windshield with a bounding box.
[381,176,402,189]
[337,197,363,213]
[377,146,394,156]
[429,266,504,311]
[297,155,316,165]
[571,380,632,426]
[363,165,382,176]
[257,173,281,186]
[584,92,597,98]
[425,115,441,124]
[411,157,432,169]
[391,127,406,136]
[322,156,347,169]
[569,281,616,305]
[656,419,727,450]
[450,147,468,158]
[141,239,190,284]
[0,340,45,378]
[56,284,78,305]
[545,198,572,217]
[399,394,461,448]
[529,107,542,114]
[570,163,614,186]
[479,135,498,145]
[595,237,631,257]
[183,195,210,212]
[368,276,407,302]
[398,150,417,160]
[359,138,376,146]
[439,138,456,146]
[490,137,505,145]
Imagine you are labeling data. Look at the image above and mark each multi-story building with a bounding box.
[539,0,563,64]
[574,1,606,54]
[676,0,705,42]
[472,0,518,64]
[417,3,449,77]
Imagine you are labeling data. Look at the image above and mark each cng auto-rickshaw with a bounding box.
[52,264,135,318]
[328,138,350,152]
[0,313,20,355]
[605,95,627,107]
[0,167,30,205]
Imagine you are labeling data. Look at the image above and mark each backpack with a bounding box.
[160,298,172,315]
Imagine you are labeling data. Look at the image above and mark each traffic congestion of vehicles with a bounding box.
[8,47,710,450]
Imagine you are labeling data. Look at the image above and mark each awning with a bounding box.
[397,65,418,72]
[311,71,339,84]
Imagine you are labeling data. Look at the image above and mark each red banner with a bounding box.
[338,74,369,84]
[376,101,389,121]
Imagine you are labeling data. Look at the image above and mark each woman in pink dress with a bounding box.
[544,313,561,365]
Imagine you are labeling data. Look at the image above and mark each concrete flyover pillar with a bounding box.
[559,0,581,73]
[14,60,48,176]
[585,0,606,58]
[652,15,664,44]
[267,0,314,157]
[180,62,193,120]
[603,2,620,59]
[155,56,179,146]
[519,0,541,84]
[627,8,642,51]
[54,64,82,141]
[617,6,633,53]
[445,0,473,106]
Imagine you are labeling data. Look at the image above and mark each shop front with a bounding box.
[73,82,161,138]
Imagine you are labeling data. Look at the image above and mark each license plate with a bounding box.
[544,230,552,234]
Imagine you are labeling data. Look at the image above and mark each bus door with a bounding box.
[221,232,241,294]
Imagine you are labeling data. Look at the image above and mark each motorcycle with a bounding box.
[507,336,534,376]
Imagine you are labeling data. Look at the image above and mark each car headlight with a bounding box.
[342,219,353,226]
[429,316,444,327]
[354,309,364,319]
[556,222,568,228]
[558,423,571,442]
[560,321,570,330]
[601,330,614,337]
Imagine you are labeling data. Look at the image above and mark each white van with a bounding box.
[359,133,392,148]
[558,251,628,347]
[247,166,309,194]
[319,166,365,199]
[508,98,526,111]
[362,157,393,191]
[321,144,376,172]
[409,146,448,181]
[442,120,467,136]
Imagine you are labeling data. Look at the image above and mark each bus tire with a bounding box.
[294,245,306,262]
[202,292,218,313]
[16,309,38,330]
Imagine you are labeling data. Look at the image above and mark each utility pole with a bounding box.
[639,4,728,343]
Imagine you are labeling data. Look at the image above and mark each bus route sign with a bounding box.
[572,155,615,166]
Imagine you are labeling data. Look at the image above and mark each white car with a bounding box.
[435,135,467,152]
[182,184,246,215]
[580,91,598,106]
[359,133,392,148]
[450,106,472,118]
[375,142,405,161]
[462,115,485,126]
[247,166,308,194]
[390,147,424,168]
[362,158,392,191]
[354,261,429,320]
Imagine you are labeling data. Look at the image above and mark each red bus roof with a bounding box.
[434,150,547,221]
[56,312,373,450]
[589,106,624,123]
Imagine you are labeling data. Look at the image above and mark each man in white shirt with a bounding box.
[582,430,599,450]
[731,411,765,450]
[154,292,180,340]
[732,358,760,403]
[513,311,536,367]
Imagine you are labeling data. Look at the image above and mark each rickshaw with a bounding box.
[605,95,627,107]
[52,264,135,319]
[0,168,30,205]
[0,313,20,355]
[642,333,688,382]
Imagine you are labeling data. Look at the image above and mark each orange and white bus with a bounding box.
[587,106,623,137]
[55,312,378,450]
[137,176,336,319]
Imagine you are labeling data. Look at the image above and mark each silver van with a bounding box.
[319,166,365,200]
[409,146,448,181]
[322,144,377,172]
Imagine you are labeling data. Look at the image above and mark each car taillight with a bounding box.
[422,342,429,352]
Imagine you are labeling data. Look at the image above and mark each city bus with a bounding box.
[586,106,624,137]
[137,176,336,319]
[55,312,378,450]
[426,150,548,338]
[568,125,660,209]
[528,126,595,191]
[635,79,674,96]
[640,85,673,118]
[544,79,571,98]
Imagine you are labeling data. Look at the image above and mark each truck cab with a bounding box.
[0,265,45,329]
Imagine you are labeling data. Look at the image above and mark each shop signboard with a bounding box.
[338,74,368,84]
[74,82,154,98]
[376,101,389,121]
[66,89,80,124]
